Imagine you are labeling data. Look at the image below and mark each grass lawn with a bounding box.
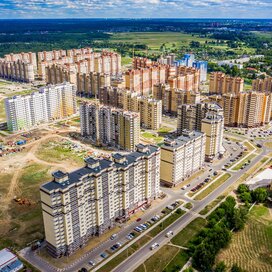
[134,245,185,272]
[199,195,225,215]
[163,249,189,272]
[121,56,132,66]
[264,141,272,149]
[216,204,272,272]
[184,203,193,210]
[171,218,206,247]
[0,99,6,122]
[141,132,164,144]
[232,154,256,171]
[194,173,231,201]
[35,139,85,165]
[149,210,185,237]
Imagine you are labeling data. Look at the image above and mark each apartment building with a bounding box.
[215,91,272,128]
[40,144,160,257]
[5,82,77,131]
[4,52,37,71]
[153,83,200,115]
[209,72,244,95]
[177,103,224,160]
[77,72,111,97]
[177,103,223,134]
[252,77,272,93]
[201,113,224,161]
[160,130,206,187]
[0,59,35,82]
[98,87,162,130]
[80,102,140,151]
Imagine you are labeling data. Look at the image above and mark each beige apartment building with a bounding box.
[0,59,35,82]
[40,144,160,257]
[160,130,206,187]
[80,102,140,151]
[98,87,162,130]
[177,103,224,160]
[4,52,37,71]
[201,113,224,161]
[153,83,200,115]
[215,91,272,127]
[209,72,244,95]
[252,77,272,93]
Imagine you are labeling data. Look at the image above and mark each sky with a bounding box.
[0,0,271,19]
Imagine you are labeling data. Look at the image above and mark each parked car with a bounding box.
[136,218,142,222]
[88,261,95,266]
[110,234,117,240]
[100,252,108,259]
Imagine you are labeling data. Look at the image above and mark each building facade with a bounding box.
[98,87,162,130]
[5,82,77,131]
[213,91,272,128]
[209,72,244,95]
[160,130,206,187]
[80,102,140,151]
[40,144,160,257]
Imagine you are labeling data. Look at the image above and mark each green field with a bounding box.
[171,218,206,247]
[216,205,272,272]
[194,173,231,201]
[108,32,256,55]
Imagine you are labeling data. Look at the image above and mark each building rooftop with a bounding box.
[162,130,204,150]
[41,145,159,193]
[0,248,21,271]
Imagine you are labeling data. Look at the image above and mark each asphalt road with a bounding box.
[112,147,268,272]
[21,138,267,272]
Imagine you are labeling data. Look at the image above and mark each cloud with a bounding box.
[0,0,271,18]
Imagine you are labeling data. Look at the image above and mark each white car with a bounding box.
[150,242,159,250]
[165,230,174,237]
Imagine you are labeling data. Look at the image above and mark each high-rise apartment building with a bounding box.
[4,52,37,71]
[40,144,160,257]
[80,102,140,151]
[209,72,244,95]
[177,103,223,134]
[215,91,272,128]
[201,113,224,161]
[5,82,77,131]
[252,77,272,93]
[192,60,208,82]
[98,87,162,130]
[160,130,206,187]
[0,60,35,82]
[153,83,200,115]
[177,103,224,160]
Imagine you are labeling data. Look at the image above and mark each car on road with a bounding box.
[181,186,186,190]
[88,261,95,266]
[165,230,174,237]
[150,242,160,250]
[110,234,117,240]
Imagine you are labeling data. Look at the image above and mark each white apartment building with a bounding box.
[40,144,160,257]
[160,130,206,187]
[5,82,77,131]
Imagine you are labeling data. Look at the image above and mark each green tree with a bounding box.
[239,192,252,203]
[252,188,268,203]
[214,261,227,272]
[231,264,244,272]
